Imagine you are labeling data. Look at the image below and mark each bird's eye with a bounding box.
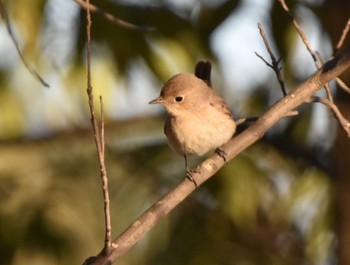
[175,96,184,102]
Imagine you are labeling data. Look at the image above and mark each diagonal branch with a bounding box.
[73,0,154,32]
[85,46,350,265]
[336,77,350,94]
[307,96,350,136]
[334,18,350,55]
[0,0,49,87]
[278,0,319,66]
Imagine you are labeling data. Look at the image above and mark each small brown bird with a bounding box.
[149,61,236,184]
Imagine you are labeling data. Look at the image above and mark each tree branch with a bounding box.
[85,0,112,256]
[335,19,350,93]
[0,0,49,87]
[278,0,350,124]
[86,46,350,265]
[278,0,335,100]
[73,0,154,32]
[336,77,350,94]
[307,96,350,136]
[278,0,320,66]
[334,18,350,55]
[255,23,287,96]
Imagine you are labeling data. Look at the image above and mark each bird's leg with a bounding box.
[216,147,229,164]
[184,155,198,188]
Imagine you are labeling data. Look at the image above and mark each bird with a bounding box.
[149,61,236,186]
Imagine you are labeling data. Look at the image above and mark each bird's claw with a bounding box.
[216,147,228,164]
[186,169,198,188]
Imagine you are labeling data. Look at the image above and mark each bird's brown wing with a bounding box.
[210,100,234,119]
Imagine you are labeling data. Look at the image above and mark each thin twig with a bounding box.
[334,19,350,93]
[336,77,350,94]
[278,1,339,110]
[307,96,350,136]
[100,96,105,160]
[74,0,154,32]
[278,0,319,67]
[0,0,49,87]
[85,0,112,254]
[334,18,350,55]
[99,95,112,251]
[316,51,333,103]
[256,23,287,96]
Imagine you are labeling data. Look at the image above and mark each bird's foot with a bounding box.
[186,169,198,188]
[216,147,228,164]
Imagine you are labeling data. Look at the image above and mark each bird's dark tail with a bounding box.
[194,60,212,87]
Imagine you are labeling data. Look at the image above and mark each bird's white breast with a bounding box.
[164,104,235,156]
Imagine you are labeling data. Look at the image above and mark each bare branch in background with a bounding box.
[85,0,112,257]
[278,0,335,99]
[73,0,155,32]
[278,0,350,121]
[336,77,350,94]
[255,23,287,96]
[0,0,49,87]
[278,0,320,66]
[335,19,350,92]
[307,96,350,136]
[334,18,350,55]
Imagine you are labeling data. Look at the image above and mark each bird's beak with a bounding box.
[149,97,163,104]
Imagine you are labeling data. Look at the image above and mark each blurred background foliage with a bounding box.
[0,0,349,264]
